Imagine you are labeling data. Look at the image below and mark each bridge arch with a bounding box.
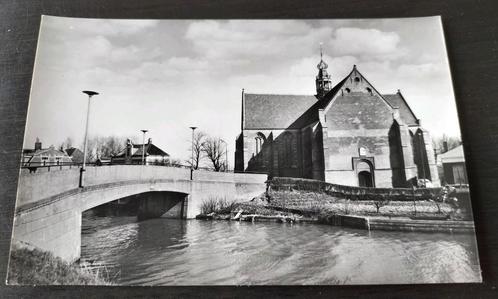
[11,165,267,262]
[84,190,189,220]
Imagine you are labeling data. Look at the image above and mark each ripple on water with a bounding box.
[81,217,481,285]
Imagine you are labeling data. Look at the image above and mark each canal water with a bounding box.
[81,215,481,285]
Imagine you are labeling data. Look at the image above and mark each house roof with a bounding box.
[243,94,319,129]
[383,92,418,125]
[24,147,72,164]
[439,145,465,163]
[65,147,83,156]
[113,143,169,158]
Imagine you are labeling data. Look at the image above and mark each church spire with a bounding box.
[316,43,332,98]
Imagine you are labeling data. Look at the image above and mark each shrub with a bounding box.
[200,197,237,215]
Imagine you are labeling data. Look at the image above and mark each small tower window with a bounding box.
[345,88,351,93]
[355,77,360,82]
[366,87,372,94]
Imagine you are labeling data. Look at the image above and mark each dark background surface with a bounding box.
[1,0,497,297]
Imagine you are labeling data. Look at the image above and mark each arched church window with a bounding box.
[255,132,266,155]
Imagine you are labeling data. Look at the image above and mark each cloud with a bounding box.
[185,20,333,64]
[43,17,159,36]
[328,27,405,60]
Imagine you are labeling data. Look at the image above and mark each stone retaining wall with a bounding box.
[269,177,443,202]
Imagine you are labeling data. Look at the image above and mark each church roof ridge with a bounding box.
[244,92,317,97]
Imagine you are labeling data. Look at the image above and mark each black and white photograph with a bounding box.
[6,16,482,285]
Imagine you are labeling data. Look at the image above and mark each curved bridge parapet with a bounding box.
[12,165,267,262]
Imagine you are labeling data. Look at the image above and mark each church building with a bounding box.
[234,51,439,188]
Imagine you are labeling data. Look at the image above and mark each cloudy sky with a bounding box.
[25,16,460,164]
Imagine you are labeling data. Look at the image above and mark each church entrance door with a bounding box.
[358,171,373,187]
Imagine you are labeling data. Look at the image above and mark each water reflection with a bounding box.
[81,215,481,285]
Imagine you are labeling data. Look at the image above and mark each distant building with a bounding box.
[95,157,112,166]
[111,138,170,165]
[235,52,439,188]
[438,145,468,185]
[65,147,84,164]
[22,138,73,167]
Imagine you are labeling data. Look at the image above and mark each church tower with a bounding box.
[315,44,332,98]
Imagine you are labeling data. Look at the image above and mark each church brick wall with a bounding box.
[241,129,304,178]
[237,64,440,189]
[322,89,399,187]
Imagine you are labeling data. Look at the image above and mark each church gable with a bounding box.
[322,66,394,112]
[325,91,395,130]
[321,66,396,130]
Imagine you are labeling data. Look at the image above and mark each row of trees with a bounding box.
[58,131,228,171]
[187,131,228,172]
[59,136,128,162]
[432,134,461,153]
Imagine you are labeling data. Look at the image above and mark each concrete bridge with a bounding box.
[11,165,267,262]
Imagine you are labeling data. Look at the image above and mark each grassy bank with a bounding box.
[7,245,112,285]
[198,188,465,222]
[268,190,460,219]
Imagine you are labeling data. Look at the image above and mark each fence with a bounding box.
[268,177,444,202]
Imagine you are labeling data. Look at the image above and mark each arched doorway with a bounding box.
[356,159,375,187]
[358,171,373,187]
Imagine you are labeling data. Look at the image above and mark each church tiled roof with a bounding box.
[242,66,419,130]
[243,94,318,129]
[382,92,418,125]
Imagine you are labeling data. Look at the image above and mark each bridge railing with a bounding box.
[20,162,97,173]
[20,160,268,175]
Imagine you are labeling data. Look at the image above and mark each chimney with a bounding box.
[443,141,448,153]
[148,138,152,145]
[35,138,42,151]
[126,139,133,157]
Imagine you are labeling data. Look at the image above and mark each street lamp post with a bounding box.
[418,131,427,188]
[190,126,197,180]
[141,129,148,165]
[79,90,99,188]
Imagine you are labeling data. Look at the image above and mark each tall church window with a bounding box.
[255,132,266,155]
[282,132,294,165]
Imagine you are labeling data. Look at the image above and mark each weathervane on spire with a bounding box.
[317,42,328,70]
[316,42,332,97]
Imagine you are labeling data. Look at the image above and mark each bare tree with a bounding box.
[187,131,206,170]
[59,137,74,151]
[64,137,73,149]
[373,198,390,213]
[83,136,126,162]
[202,137,226,172]
[95,136,126,158]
